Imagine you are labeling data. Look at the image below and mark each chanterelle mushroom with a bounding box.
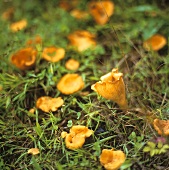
[10,47,37,70]
[36,96,64,112]
[10,19,27,32]
[143,34,167,51]
[153,119,169,136]
[65,58,80,70]
[27,148,40,155]
[68,30,96,52]
[91,68,128,109]
[57,73,84,95]
[89,1,114,25]
[42,47,65,62]
[100,148,126,170]
[61,125,93,150]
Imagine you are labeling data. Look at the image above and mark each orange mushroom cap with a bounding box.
[10,47,37,70]
[153,119,169,136]
[70,125,94,138]
[26,35,42,46]
[64,133,86,150]
[2,7,14,21]
[29,108,35,114]
[89,1,114,25]
[10,19,27,32]
[68,30,96,52]
[91,68,128,109]
[100,148,126,170]
[42,47,65,63]
[59,0,79,11]
[65,58,80,70]
[27,148,40,155]
[143,34,167,51]
[57,73,84,95]
[61,125,93,150]
[36,96,64,112]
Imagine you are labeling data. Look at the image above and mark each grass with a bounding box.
[0,0,169,169]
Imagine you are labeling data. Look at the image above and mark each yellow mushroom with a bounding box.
[2,7,14,21]
[42,47,65,63]
[57,74,84,95]
[100,148,126,170]
[153,119,169,136]
[91,68,128,109]
[65,58,80,70]
[27,148,40,155]
[143,34,167,51]
[61,125,93,150]
[10,19,27,32]
[10,47,37,70]
[89,1,114,25]
[68,30,96,52]
[36,96,64,112]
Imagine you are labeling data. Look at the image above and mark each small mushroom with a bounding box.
[59,0,79,11]
[64,133,86,150]
[70,125,93,138]
[143,34,167,51]
[10,19,27,32]
[36,96,64,112]
[2,7,14,21]
[65,58,80,70]
[91,68,128,109]
[153,119,169,136]
[100,148,126,170]
[68,30,96,52]
[57,73,84,95]
[28,108,35,114]
[27,148,40,155]
[61,125,93,150]
[10,47,37,70]
[42,47,65,62]
[89,1,114,25]
[26,35,42,46]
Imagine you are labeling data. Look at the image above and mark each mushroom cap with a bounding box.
[153,119,169,136]
[91,68,127,108]
[70,125,93,138]
[10,47,37,70]
[143,34,167,51]
[36,96,64,112]
[2,7,14,21]
[89,1,114,25]
[65,58,80,70]
[10,19,27,32]
[70,9,89,19]
[61,125,93,150]
[68,30,96,52]
[27,148,40,155]
[29,108,35,114]
[65,133,86,150]
[26,35,42,46]
[59,0,79,11]
[42,47,65,62]
[100,148,126,170]
[57,73,84,95]
[61,131,68,138]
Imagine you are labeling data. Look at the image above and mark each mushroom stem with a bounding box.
[118,99,128,109]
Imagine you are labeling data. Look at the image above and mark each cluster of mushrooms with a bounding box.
[2,0,168,170]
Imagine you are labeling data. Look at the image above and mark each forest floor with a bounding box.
[0,0,169,170]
